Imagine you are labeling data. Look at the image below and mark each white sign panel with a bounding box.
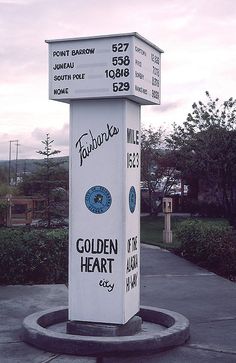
[46,33,163,105]
[69,99,140,324]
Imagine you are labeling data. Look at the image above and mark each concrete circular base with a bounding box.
[22,305,190,356]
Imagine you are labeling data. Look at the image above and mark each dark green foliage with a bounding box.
[141,126,179,213]
[0,165,8,184]
[0,228,68,284]
[0,200,8,226]
[175,219,236,280]
[167,92,236,220]
[182,200,223,217]
[0,200,8,213]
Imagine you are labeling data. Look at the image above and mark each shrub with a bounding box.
[0,228,68,284]
[175,219,236,280]
[0,200,7,226]
[182,199,223,217]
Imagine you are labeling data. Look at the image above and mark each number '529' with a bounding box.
[113,82,130,92]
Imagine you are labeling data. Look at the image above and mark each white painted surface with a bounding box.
[46,33,162,105]
[69,99,140,324]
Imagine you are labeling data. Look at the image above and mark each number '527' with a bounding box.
[112,43,129,52]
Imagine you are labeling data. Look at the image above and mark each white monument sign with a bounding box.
[47,33,162,105]
[46,33,163,325]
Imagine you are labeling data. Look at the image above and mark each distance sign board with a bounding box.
[45,32,163,105]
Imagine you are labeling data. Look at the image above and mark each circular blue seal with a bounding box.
[85,185,112,214]
[129,186,136,213]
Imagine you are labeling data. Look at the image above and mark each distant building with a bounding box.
[0,196,46,226]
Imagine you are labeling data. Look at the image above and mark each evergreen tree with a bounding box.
[19,134,68,228]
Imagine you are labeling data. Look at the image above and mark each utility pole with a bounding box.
[15,140,19,185]
[8,139,18,186]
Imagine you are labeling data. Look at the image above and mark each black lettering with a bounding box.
[135,59,142,67]
[135,85,147,95]
[84,239,91,253]
[53,62,74,70]
[135,71,144,79]
[75,124,119,166]
[126,254,138,273]
[93,239,103,254]
[53,88,68,95]
[72,73,85,80]
[52,50,69,57]
[92,258,102,272]
[135,47,146,56]
[103,239,110,254]
[127,238,131,253]
[76,238,118,255]
[80,257,114,273]
[80,256,93,272]
[132,236,138,251]
[126,276,130,292]
[99,279,115,293]
[126,272,138,292]
[71,48,95,56]
[106,258,114,273]
[100,258,107,273]
[54,74,72,81]
[110,239,118,254]
[127,128,139,145]
[76,238,84,253]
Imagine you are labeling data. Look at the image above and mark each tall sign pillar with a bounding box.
[46,33,163,325]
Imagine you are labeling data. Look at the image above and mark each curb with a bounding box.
[22,305,190,356]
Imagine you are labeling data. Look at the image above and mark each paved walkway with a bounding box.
[1,244,236,362]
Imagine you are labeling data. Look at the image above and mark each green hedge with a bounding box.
[175,219,236,280]
[0,228,68,284]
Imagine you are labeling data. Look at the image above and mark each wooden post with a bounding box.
[163,197,172,243]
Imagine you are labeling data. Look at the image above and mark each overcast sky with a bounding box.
[0,0,235,160]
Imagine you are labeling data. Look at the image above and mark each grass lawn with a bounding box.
[140,214,228,250]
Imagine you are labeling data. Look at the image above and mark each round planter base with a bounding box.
[22,305,190,356]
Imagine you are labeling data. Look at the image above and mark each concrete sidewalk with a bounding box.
[1,244,236,362]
